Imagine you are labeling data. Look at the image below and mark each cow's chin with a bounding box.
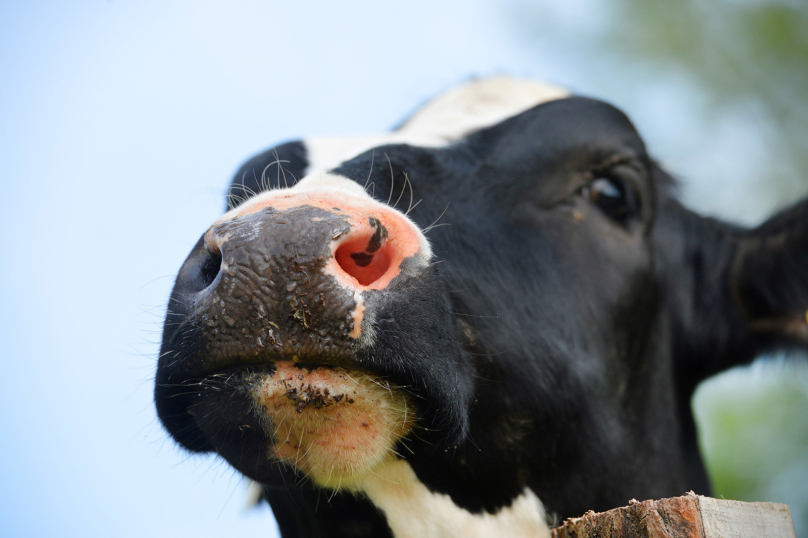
[249,362,415,489]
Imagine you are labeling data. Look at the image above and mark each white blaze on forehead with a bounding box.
[305,76,570,172]
[354,459,551,538]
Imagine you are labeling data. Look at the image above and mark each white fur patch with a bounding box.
[354,459,551,538]
[305,77,569,173]
[398,76,569,141]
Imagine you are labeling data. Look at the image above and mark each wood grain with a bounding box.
[551,493,796,538]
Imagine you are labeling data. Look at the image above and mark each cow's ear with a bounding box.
[731,198,808,344]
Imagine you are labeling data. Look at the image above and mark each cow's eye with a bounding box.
[584,176,637,223]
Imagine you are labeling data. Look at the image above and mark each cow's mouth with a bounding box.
[182,360,416,489]
[247,362,414,488]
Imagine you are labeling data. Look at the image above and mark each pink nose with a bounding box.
[208,191,428,292]
[191,192,431,345]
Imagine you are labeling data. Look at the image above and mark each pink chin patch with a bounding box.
[250,362,414,488]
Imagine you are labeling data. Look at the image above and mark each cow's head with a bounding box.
[155,78,808,537]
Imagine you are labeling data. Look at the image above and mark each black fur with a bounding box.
[156,94,808,536]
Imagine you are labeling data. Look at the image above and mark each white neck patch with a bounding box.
[305,77,569,173]
[353,459,551,538]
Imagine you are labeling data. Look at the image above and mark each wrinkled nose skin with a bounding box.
[192,205,364,364]
[155,192,475,485]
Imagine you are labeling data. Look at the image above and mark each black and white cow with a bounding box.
[155,77,808,537]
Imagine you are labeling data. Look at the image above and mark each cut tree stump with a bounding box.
[551,492,796,538]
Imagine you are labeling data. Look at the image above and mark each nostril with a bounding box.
[175,236,225,296]
[335,237,392,287]
[200,248,223,288]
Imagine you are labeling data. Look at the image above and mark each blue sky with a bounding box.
[1,2,804,537]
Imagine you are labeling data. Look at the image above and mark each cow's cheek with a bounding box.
[251,362,414,488]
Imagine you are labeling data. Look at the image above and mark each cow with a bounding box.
[155,77,808,538]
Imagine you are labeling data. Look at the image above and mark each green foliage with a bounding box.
[606,0,808,209]
[694,362,808,536]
